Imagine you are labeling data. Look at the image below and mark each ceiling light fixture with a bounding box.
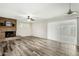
[66,3,78,15]
[27,16,35,22]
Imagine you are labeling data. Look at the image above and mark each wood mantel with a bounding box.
[0,17,17,41]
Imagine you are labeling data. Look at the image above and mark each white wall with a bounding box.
[77,17,79,46]
[16,17,77,45]
[47,19,77,44]
[16,21,32,37]
[32,22,47,39]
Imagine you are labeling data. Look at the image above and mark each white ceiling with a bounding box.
[0,3,79,21]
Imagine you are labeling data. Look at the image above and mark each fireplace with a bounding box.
[5,31,16,38]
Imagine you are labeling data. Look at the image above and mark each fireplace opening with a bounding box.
[5,31,16,38]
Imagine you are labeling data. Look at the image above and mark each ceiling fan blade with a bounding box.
[73,11,79,14]
[30,18,35,21]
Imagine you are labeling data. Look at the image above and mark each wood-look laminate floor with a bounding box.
[0,36,79,56]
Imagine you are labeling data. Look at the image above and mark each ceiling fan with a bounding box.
[66,3,78,15]
[27,16,35,22]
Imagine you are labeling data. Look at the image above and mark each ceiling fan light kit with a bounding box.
[27,19,31,22]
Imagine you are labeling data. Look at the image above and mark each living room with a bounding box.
[0,1,79,57]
